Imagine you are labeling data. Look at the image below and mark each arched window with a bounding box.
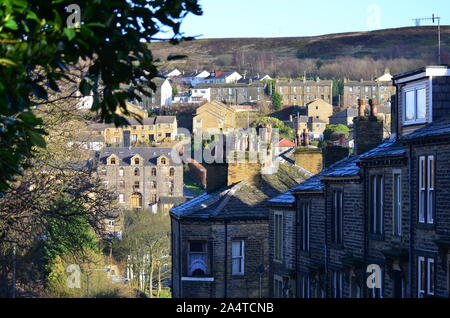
[119,168,124,177]
[161,158,167,165]
[152,168,157,176]
[169,168,175,177]
[134,158,140,165]
[134,168,140,176]
[110,157,116,165]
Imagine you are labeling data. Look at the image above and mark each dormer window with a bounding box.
[404,84,427,124]
[109,157,117,165]
[134,158,140,165]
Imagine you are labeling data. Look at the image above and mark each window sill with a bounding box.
[329,243,344,250]
[181,277,214,282]
[402,120,427,126]
[416,223,435,231]
[368,233,385,241]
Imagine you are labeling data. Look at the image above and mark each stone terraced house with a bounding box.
[96,147,184,213]
[268,65,450,298]
[170,154,310,298]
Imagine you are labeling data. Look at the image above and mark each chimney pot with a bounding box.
[369,99,378,117]
[358,98,367,117]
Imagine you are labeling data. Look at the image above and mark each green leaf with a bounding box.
[26,11,39,21]
[0,58,17,67]
[27,130,46,148]
[79,79,92,96]
[4,19,18,30]
[63,27,76,40]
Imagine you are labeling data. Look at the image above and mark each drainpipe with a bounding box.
[224,221,228,298]
[363,165,369,298]
[324,186,329,297]
[295,200,299,298]
[408,144,414,298]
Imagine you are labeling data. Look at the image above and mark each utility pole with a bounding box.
[413,14,442,65]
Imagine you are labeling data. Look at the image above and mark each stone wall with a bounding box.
[353,116,383,156]
[294,147,323,174]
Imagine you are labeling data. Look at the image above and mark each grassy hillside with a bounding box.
[149,26,450,79]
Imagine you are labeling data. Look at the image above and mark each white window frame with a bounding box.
[119,193,125,204]
[274,212,283,262]
[332,271,343,298]
[427,258,435,296]
[231,240,245,276]
[403,83,427,125]
[418,256,425,298]
[427,156,435,224]
[274,275,283,298]
[370,175,384,234]
[301,202,310,252]
[300,275,310,298]
[393,171,402,236]
[419,156,435,224]
[419,156,426,223]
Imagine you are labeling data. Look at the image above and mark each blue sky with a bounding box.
[178,0,449,38]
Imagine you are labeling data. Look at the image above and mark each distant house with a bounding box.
[275,79,333,106]
[160,68,182,78]
[192,101,236,135]
[343,71,395,109]
[276,138,296,155]
[133,77,173,109]
[329,108,358,126]
[174,70,211,87]
[195,80,266,105]
[306,99,333,124]
[96,147,184,213]
[191,87,211,103]
[307,118,327,139]
[202,71,242,84]
[102,116,178,146]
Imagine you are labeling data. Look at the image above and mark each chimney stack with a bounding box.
[369,99,378,117]
[358,98,367,117]
[353,99,383,156]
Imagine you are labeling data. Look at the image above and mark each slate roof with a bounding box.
[401,117,450,142]
[320,155,360,179]
[171,160,309,221]
[359,138,406,160]
[276,80,333,87]
[98,147,181,166]
[155,116,176,124]
[330,108,358,119]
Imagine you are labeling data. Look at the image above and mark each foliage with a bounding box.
[46,251,129,298]
[42,195,99,265]
[323,124,350,141]
[172,86,179,97]
[0,96,119,297]
[252,116,295,139]
[271,92,283,110]
[0,0,202,193]
[112,211,171,298]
